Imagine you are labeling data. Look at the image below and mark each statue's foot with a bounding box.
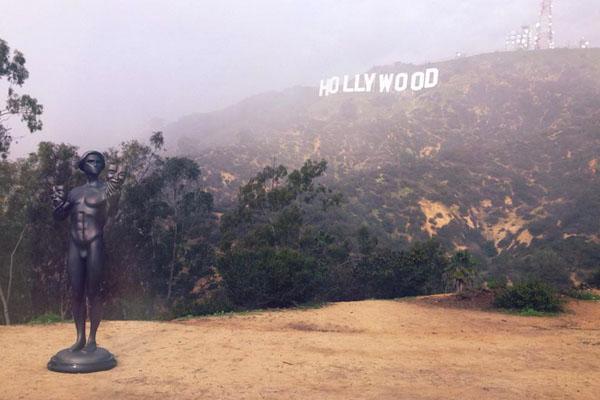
[69,337,86,352]
[83,340,97,353]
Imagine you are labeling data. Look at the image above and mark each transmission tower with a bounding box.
[534,0,555,49]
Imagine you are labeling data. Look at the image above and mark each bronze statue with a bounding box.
[47,150,125,373]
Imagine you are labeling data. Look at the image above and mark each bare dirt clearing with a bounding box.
[1,297,599,399]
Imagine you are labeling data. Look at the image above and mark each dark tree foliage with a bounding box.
[444,250,478,293]
[588,269,600,289]
[218,159,346,308]
[0,142,79,323]
[103,134,218,318]
[490,248,572,292]
[353,240,449,300]
[220,159,342,251]
[2,139,564,323]
[27,143,81,317]
[218,247,323,309]
[357,225,378,256]
[0,134,221,322]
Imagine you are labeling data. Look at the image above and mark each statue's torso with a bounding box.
[67,183,108,244]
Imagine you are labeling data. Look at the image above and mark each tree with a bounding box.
[357,225,378,256]
[444,250,478,293]
[21,143,80,319]
[161,157,202,300]
[218,247,322,309]
[102,137,172,318]
[0,38,43,159]
[354,239,449,300]
[218,159,347,308]
[0,159,24,324]
[521,249,571,291]
[0,142,79,324]
[103,136,216,317]
[220,159,341,251]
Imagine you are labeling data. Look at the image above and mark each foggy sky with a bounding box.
[1,0,599,158]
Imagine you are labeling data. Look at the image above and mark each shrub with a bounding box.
[494,281,562,312]
[588,269,600,289]
[218,247,324,309]
[486,275,508,290]
[567,289,600,301]
[444,250,478,293]
[353,240,448,299]
[482,240,498,257]
[172,286,235,318]
[520,250,572,291]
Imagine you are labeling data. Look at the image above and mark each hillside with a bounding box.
[2,298,599,399]
[163,49,600,271]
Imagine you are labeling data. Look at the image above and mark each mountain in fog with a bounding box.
[164,48,600,266]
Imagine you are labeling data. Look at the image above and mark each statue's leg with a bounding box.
[67,241,86,351]
[84,238,104,352]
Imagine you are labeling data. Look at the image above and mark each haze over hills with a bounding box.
[163,48,600,268]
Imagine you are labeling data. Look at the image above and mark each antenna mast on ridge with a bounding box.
[535,0,555,49]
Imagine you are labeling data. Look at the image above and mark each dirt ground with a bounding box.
[1,296,599,400]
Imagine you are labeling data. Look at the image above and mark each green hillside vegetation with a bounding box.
[1,49,599,323]
[166,49,600,286]
[1,138,468,322]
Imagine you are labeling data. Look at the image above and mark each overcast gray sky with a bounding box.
[1,0,598,158]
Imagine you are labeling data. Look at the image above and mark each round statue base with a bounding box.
[47,347,117,373]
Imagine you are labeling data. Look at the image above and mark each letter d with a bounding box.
[424,68,439,89]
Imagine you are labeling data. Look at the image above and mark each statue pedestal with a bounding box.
[47,347,117,373]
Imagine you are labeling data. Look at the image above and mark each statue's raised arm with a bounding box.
[51,184,72,221]
[106,163,126,217]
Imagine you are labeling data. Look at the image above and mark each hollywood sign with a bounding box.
[319,68,439,97]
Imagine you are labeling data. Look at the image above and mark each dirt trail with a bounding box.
[1,297,599,400]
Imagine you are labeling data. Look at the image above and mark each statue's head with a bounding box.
[78,150,106,176]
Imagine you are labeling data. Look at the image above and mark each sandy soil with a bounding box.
[1,296,599,400]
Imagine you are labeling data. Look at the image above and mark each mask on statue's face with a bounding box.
[82,153,105,176]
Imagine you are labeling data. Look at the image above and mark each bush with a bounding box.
[353,240,448,299]
[172,286,235,318]
[588,269,600,289]
[444,250,478,293]
[322,262,363,301]
[567,289,600,301]
[482,240,498,258]
[218,247,324,309]
[494,281,562,312]
[520,250,572,291]
[486,275,508,290]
